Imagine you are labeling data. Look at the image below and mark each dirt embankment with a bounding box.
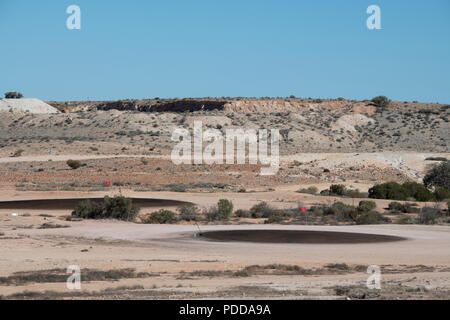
[49,98,446,114]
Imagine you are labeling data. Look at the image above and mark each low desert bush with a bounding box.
[66,160,82,170]
[357,200,376,212]
[168,183,186,192]
[320,185,365,198]
[296,186,318,195]
[205,199,234,221]
[141,210,176,224]
[356,211,389,225]
[388,202,420,213]
[71,196,140,221]
[178,204,201,221]
[323,202,357,221]
[264,214,286,224]
[11,149,24,157]
[217,199,233,220]
[234,209,251,218]
[418,207,441,225]
[249,202,277,218]
[395,215,415,225]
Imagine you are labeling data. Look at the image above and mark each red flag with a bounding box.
[300,207,307,214]
[106,181,111,186]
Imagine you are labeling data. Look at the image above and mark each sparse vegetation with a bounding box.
[356,211,389,225]
[11,149,24,157]
[418,207,441,225]
[178,204,201,221]
[296,186,318,195]
[388,202,420,213]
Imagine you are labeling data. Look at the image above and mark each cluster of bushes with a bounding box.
[141,209,176,224]
[230,201,296,224]
[141,199,234,224]
[320,184,367,198]
[309,200,388,225]
[4,91,23,99]
[71,196,140,221]
[369,181,448,202]
[205,199,234,221]
[396,206,448,225]
[387,202,420,214]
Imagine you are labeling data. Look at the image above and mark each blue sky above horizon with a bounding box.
[1,0,449,103]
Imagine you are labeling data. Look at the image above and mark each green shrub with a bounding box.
[356,211,389,225]
[371,96,390,108]
[71,196,140,221]
[217,199,233,220]
[249,202,277,218]
[265,214,285,224]
[402,182,435,201]
[423,161,450,190]
[71,200,103,219]
[4,91,23,99]
[234,209,251,218]
[142,210,176,224]
[434,187,450,201]
[369,182,407,200]
[320,185,365,198]
[369,181,435,201]
[204,200,233,221]
[178,204,200,221]
[296,186,318,195]
[325,202,359,222]
[345,189,366,198]
[102,196,140,220]
[329,184,346,196]
[388,201,420,213]
[66,160,82,170]
[357,200,376,212]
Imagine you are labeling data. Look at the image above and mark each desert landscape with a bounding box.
[0,97,449,300]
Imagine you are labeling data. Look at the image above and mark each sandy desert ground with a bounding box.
[0,98,449,299]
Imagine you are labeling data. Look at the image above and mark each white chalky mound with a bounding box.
[0,98,59,114]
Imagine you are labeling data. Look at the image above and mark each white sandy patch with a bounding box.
[0,98,59,114]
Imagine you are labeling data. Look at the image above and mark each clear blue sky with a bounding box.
[1,0,449,102]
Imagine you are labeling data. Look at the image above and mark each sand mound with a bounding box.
[332,114,374,132]
[0,98,59,114]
